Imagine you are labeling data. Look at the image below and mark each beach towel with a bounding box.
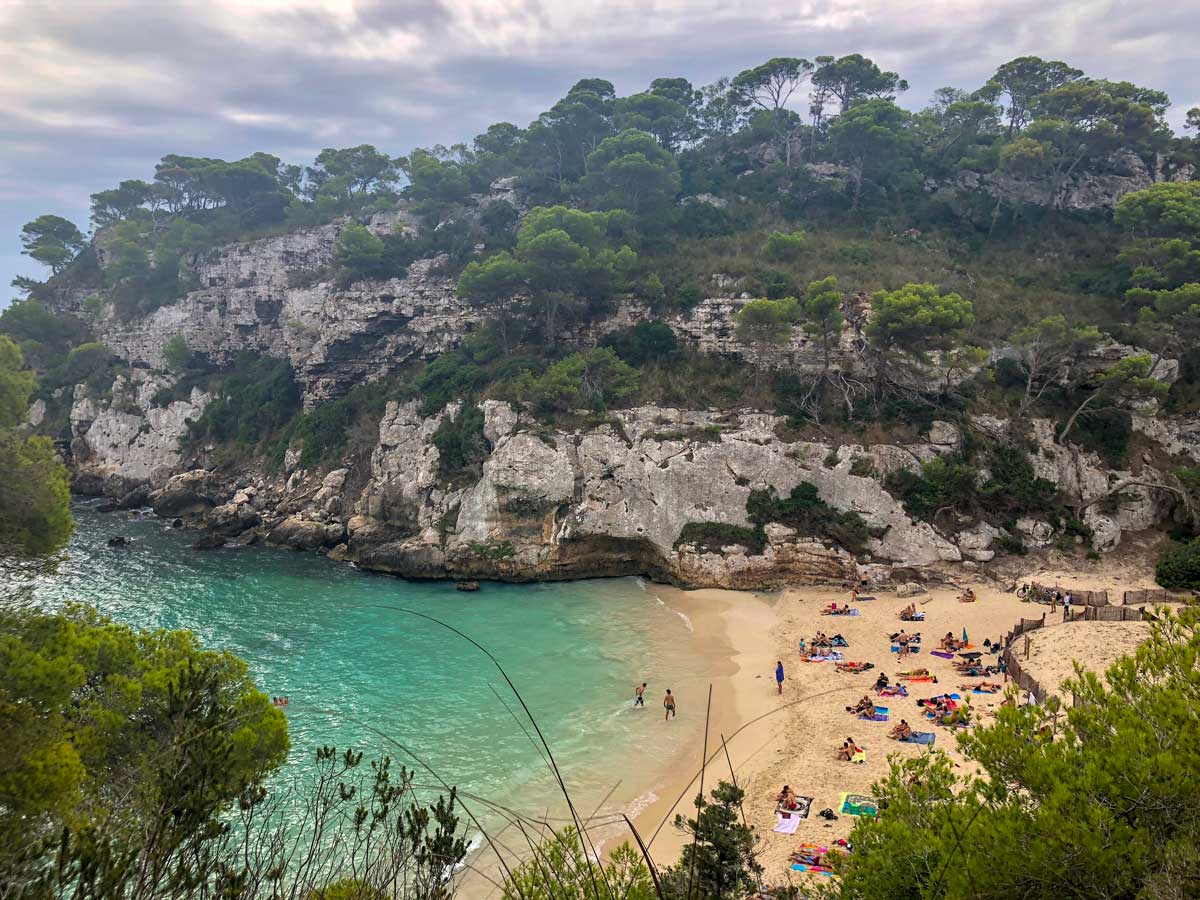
[773,813,801,834]
[891,645,921,653]
[832,608,860,617]
[867,705,889,722]
[900,675,936,683]
[776,795,812,819]
[878,685,908,697]
[904,731,936,745]
[839,792,879,817]
[851,750,867,763]
[791,864,835,876]
[972,687,999,694]
[831,636,849,647]
[931,650,955,659]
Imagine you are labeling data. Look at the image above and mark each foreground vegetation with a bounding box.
[3,604,1198,899]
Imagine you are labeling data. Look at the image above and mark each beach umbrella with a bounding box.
[962,627,968,644]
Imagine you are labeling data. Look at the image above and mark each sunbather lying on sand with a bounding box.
[835,738,862,761]
[961,681,1002,693]
[802,649,841,662]
[878,683,908,697]
[888,719,913,740]
[835,661,874,673]
[846,695,874,716]
[899,667,930,678]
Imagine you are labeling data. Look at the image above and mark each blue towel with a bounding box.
[890,645,921,653]
[904,732,936,745]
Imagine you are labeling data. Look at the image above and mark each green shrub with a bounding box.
[602,321,678,366]
[506,348,639,417]
[764,229,807,262]
[746,482,870,554]
[1156,540,1200,590]
[162,334,194,373]
[888,457,977,523]
[285,379,398,468]
[432,403,489,482]
[1071,407,1132,467]
[414,351,490,415]
[675,522,766,554]
[186,354,301,447]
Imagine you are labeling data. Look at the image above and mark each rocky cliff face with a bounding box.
[70,380,1195,588]
[68,371,210,495]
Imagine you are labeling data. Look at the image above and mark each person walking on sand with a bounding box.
[664,689,676,721]
[634,682,647,707]
[776,660,785,695]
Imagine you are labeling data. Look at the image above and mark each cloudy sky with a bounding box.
[1,0,1196,302]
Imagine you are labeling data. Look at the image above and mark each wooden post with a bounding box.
[1024,634,1030,659]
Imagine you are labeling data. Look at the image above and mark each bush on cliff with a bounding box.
[186,353,302,447]
[505,347,640,417]
[746,481,870,554]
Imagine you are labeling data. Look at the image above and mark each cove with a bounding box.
[1,501,722,845]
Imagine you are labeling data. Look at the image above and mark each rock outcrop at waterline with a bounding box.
[62,382,1195,588]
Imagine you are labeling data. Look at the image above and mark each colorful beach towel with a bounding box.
[891,645,921,653]
[903,731,936,745]
[839,792,879,817]
[791,864,835,876]
[851,750,867,763]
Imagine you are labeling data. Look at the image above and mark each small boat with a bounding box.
[456,581,480,592]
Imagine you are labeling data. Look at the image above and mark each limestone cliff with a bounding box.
[66,381,1195,588]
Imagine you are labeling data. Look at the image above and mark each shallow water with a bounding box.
[1,501,717,843]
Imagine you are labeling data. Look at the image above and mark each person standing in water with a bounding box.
[776,660,785,695]
[635,682,647,707]
[664,689,676,721]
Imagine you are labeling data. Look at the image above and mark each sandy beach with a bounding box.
[636,556,1166,889]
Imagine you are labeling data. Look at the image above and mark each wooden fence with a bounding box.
[1030,582,1109,606]
[1122,589,1194,605]
[1001,604,1148,704]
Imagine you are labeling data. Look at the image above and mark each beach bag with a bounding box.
[818,808,838,820]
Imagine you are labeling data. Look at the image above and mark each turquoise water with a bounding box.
[1,501,717,842]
